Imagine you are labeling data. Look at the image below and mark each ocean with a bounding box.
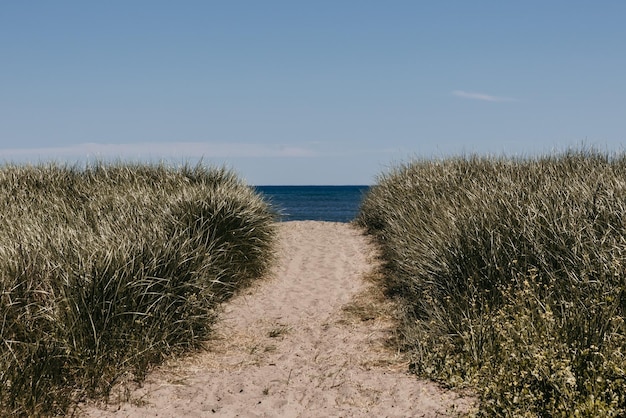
[254,186,370,223]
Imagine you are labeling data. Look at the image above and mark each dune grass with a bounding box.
[0,163,276,416]
[357,150,626,416]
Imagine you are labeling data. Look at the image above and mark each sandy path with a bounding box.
[83,221,474,417]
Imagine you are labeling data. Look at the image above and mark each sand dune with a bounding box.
[83,221,475,417]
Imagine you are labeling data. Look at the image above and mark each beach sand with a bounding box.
[82,221,475,417]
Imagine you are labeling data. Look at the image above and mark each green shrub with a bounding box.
[358,150,626,416]
[0,163,276,416]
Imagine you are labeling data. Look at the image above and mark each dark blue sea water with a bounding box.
[254,186,370,223]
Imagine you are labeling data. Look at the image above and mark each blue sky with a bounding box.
[1,1,625,184]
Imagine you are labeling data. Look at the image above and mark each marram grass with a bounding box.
[0,163,276,416]
[358,150,626,417]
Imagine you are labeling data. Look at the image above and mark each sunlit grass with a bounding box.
[358,150,626,416]
[0,162,276,416]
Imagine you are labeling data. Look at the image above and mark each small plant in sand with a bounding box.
[268,324,291,338]
[0,162,276,416]
[358,149,626,416]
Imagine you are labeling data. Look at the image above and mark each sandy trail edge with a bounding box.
[82,221,476,417]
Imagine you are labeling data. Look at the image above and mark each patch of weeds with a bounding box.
[358,149,626,416]
[0,163,276,416]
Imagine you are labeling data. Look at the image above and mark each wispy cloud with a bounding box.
[452,90,517,103]
[0,142,318,159]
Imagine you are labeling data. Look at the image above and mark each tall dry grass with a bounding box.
[358,150,626,416]
[0,163,275,416]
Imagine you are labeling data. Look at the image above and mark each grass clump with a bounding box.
[0,163,276,416]
[357,150,626,416]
